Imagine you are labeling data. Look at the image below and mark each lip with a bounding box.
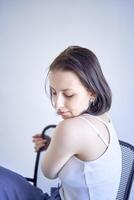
[57,111,69,116]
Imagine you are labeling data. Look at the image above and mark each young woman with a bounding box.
[33,46,122,200]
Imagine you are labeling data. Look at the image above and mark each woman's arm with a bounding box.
[41,119,79,179]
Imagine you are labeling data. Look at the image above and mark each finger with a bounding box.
[34,143,46,152]
[32,137,46,143]
[32,134,42,139]
[34,140,47,149]
[33,139,46,145]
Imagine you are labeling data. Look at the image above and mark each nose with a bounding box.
[54,93,64,110]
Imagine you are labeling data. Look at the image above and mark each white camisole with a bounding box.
[58,116,122,200]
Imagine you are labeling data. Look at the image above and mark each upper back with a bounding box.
[66,113,111,161]
[58,114,122,200]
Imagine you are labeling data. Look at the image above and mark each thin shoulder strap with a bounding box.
[94,116,111,126]
[79,116,109,147]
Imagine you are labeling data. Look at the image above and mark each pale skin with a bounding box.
[33,70,110,179]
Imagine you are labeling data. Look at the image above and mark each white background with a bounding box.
[0,0,134,197]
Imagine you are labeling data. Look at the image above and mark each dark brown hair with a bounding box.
[46,46,112,116]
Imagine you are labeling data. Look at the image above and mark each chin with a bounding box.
[61,116,71,119]
[62,114,79,119]
[60,111,83,119]
[61,115,71,119]
[61,113,74,119]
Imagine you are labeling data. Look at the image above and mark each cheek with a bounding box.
[65,98,76,108]
[66,96,89,110]
[78,98,89,109]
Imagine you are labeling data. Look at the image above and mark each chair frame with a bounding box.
[26,124,56,186]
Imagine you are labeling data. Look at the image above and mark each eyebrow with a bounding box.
[50,86,73,92]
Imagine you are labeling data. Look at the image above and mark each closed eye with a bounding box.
[64,94,74,98]
[52,92,56,96]
[51,86,75,98]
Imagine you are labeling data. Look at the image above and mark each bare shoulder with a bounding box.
[56,117,83,133]
[52,117,83,142]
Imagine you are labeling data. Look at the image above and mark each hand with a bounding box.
[32,134,51,152]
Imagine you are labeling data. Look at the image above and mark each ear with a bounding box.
[88,91,96,102]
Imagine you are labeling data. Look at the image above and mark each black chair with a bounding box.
[116,140,134,200]
[26,125,134,199]
[26,124,56,186]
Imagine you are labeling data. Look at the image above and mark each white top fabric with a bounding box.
[58,115,122,200]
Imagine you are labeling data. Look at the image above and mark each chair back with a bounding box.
[116,140,134,200]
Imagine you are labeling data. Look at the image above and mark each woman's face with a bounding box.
[49,70,93,119]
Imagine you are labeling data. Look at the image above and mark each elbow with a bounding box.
[41,163,57,180]
[42,170,57,180]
